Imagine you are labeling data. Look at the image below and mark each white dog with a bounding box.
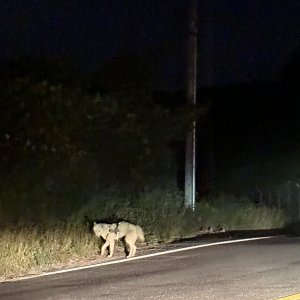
[93,221,145,258]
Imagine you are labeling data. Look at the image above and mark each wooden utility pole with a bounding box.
[185,0,198,210]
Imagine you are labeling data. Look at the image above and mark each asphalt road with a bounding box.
[1,235,300,300]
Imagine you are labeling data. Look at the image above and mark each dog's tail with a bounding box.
[137,226,145,242]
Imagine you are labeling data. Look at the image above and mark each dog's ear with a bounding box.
[110,223,117,229]
[93,221,97,226]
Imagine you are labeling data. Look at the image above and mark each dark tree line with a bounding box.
[0,57,186,193]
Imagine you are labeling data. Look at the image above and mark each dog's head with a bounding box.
[93,222,105,237]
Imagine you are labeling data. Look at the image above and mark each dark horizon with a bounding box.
[1,0,299,89]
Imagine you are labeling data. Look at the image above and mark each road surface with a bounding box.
[1,235,300,300]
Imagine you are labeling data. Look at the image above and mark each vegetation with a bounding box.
[0,189,286,281]
[0,224,98,280]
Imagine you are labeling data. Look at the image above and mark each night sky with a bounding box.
[1,0,299,88]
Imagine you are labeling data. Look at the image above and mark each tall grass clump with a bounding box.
[0,224,98,281]
[198,194,286,230]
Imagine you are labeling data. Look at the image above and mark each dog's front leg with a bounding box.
[107,239,115,258]
[100,240,110,257]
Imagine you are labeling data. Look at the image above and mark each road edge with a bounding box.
[2,235,281,283]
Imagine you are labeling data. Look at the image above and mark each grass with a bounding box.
[197,194,286,230]
[0,224,98,280]
[0,189,287,281]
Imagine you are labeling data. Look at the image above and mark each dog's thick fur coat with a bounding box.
[93,221,145,258]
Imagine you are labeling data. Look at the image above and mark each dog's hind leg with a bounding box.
[120,239,129,257]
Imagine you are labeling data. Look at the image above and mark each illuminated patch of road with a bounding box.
[276,293,300,300]
[5,235,276,282]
